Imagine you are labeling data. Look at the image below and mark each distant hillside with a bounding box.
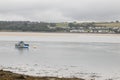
[0,21,119,33]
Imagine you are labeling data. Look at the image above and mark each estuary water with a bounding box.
[0,33,120,80]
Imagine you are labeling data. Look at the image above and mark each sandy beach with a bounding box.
[0,32,119,36]
[0,32,119,43]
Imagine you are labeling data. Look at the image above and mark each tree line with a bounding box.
[0,21,119,33]
[0,21,55,32]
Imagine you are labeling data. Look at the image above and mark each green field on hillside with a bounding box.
[94,22,120,27]
[56,23,68,27]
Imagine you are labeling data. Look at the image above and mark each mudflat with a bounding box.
[0,70,84,80]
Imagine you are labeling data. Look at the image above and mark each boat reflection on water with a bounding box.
[15,47,29,54]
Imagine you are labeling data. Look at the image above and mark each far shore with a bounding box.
[0,32,119,36]
[0,32,119,43]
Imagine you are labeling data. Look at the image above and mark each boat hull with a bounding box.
[15,44,29,48]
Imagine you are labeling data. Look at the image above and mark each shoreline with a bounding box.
[0,70,84,80]
[0,32,119,43]
[0,32,119,36]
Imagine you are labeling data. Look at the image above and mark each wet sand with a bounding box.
[0,32,119,43]
[0,32,119,36]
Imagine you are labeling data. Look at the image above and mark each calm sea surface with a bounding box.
[0,35,120,80]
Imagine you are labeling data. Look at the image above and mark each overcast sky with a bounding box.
[0,0,120,22]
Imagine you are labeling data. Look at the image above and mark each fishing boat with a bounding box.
[15,41,29,48]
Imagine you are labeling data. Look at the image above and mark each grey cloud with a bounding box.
[0,0,120,22]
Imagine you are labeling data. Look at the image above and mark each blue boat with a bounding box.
[15,41,29,48]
